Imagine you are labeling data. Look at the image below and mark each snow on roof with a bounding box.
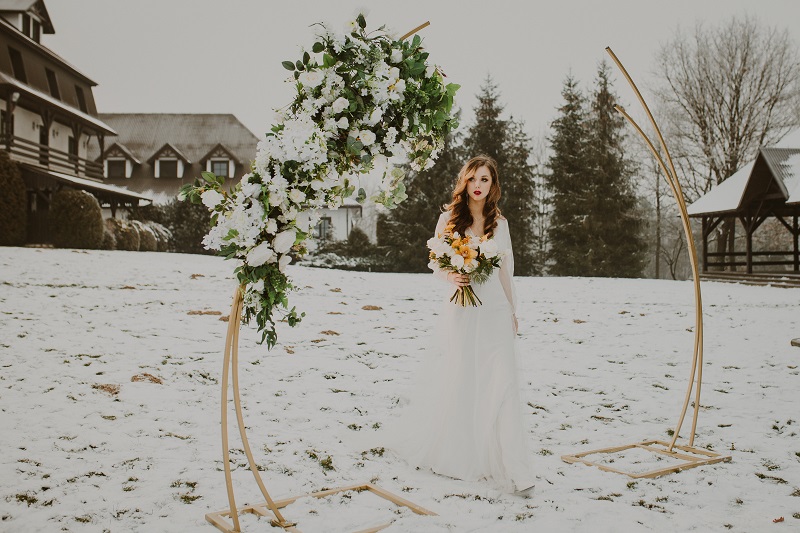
[686,161,753,216]
[783,152,800,204]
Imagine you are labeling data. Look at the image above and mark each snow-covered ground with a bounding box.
[1,247,799,532]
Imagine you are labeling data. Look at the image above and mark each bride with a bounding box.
[386,155,535,494]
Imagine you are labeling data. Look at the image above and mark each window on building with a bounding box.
[211,159,229,178]
[8,47,26,83]
[75,86,88,113]
[316,217,332,240]
[159,159,178,178]
[22,14,30,36]
[38,126,49,165]
[107,160,126,179]
[32,20,40,42]
[46,69,60,99]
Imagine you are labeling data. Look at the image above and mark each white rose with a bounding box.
[389,67,400,80]
[266,218,278,234]
[372,153,388,171]
[481,238,499,258]
[450,254,465,270]
[241,182,261,198]
[393,79,406,94]
[246,241,275,267]
[332,96,349,114]
[336,116,349,129]
[298,69,324,88]
[278,254,292,272]
[273,228,297,254]
[390,49,403,64]
[428,260,438,271]
[358,129,376,146]
[201,189,224,209]
[289,188,306,204]
[365,107,383,126]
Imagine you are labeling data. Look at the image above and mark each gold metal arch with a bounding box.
[560,47,731,478]
[204,23,439,533]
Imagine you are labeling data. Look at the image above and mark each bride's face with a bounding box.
[466,165,492,202]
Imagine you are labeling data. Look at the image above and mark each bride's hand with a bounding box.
[447,272,470,287]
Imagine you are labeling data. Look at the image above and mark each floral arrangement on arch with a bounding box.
[180,14,460,347]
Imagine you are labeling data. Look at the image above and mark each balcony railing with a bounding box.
[2,134,104,180]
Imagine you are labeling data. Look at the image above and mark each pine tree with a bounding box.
[546,67,647,278]
[377,128,463,272]
[463,77,539,275]
[546,75,591,276]
[584,62,647,277]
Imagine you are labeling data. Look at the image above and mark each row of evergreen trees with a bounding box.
[378,63,647,278]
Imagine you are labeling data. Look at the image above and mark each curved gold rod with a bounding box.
[221,286,242,531]
[400,21,430,41]
[230,289,292,527]
[605,47,705,451]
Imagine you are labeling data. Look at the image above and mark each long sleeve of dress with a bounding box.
[431,212,451,283]
[498,219,518,314]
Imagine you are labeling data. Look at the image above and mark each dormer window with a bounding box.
[202,144,238,179]
[157,159,179,178]
[106,159,127,179]
[148,143,189,179]
[210,159,230,178]
[101,143,140,180]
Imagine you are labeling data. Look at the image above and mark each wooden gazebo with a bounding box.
[687,144,800,285]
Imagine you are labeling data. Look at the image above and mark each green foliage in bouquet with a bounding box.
[180,14,459,348]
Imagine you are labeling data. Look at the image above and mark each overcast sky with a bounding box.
[44,0,800,145]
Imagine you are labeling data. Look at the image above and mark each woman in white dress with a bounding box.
[387,155,535,494]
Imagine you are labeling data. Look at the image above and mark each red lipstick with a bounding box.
[474,191,482,196]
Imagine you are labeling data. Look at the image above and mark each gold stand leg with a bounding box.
[561,48,730,476]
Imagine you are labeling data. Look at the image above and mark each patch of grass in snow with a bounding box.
[793,513,800,519]
[538,449,552,456]
[17,458,41,467]
[755,472,788,484]
[347,424,362,431]
[360,447,385,459]
[735,498,744,504]
[762,459,781,471]
[14,493,37,506]
[626,481,637,489]
[74,514,92,523]
[790,488,800,497]
[633,499,666,513]
[595,493,622,501]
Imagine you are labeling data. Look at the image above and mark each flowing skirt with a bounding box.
[385,274,535,492]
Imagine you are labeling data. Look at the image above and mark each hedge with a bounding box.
[50,189,104,249]
[0,151,26,246]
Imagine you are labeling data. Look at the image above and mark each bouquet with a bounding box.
[427,223,503,307]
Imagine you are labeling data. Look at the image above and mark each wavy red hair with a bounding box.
[444,155,502,238]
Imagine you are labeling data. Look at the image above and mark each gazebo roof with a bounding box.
[687,132,800,216]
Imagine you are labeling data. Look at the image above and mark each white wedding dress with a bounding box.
[385,212,535,493]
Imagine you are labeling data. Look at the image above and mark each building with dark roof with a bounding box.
[88,113,259,205]
[0,0,150,243]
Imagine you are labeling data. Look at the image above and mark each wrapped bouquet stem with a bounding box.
[450,285,483,307]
